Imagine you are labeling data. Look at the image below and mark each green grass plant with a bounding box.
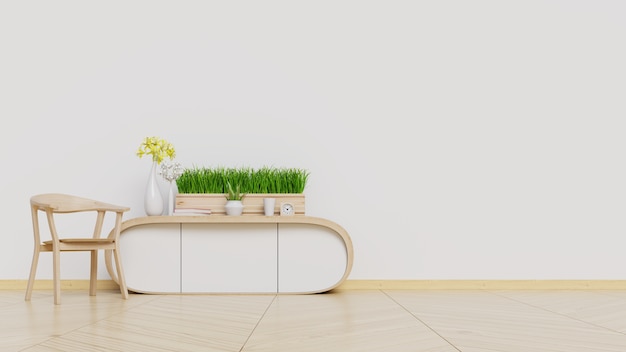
[176,166,309,194]
[225,181,245,200]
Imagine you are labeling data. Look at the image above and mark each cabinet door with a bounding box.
[278,224,348,293]
[119,224,181,293]
[181,223,278,293]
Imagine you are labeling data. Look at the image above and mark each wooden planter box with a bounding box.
[175,193,305,215]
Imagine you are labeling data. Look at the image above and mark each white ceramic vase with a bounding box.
[144,161,164,216]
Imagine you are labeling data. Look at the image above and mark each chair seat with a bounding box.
[43,238,115,245]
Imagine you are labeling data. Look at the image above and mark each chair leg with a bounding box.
[113,249,129,299]
[53,249,61,305]
[90,250,98,296]
[25,249,40,301]
[104,249,118,283]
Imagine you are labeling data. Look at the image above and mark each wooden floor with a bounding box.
[4,289,626,351]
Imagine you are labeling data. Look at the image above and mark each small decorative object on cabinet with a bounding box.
[263,197,276,216]
[159,161,184,215]
[136,136,176,216]
[280,202,295,216]
[224,181,244,216]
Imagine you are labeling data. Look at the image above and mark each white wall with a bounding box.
[1,1,625,281]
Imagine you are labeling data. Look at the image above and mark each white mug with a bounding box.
[263,198,276,216]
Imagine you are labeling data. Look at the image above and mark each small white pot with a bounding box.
[224,200,244,216]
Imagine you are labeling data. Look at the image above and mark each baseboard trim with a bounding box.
[336,280,626,290]
[0,280,120,290]
[3,280,626,291]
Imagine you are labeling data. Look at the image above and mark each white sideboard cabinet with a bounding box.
[106,215,353,294]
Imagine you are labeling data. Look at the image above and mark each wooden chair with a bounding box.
[25,193,131,304]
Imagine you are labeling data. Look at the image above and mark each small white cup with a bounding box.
[263,198,276,216]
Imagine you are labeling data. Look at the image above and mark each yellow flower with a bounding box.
[136,136,176,164]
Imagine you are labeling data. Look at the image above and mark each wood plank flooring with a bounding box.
[3,289,626,351]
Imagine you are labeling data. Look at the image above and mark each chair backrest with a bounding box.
[31,193,130,214]
[30,193,130,243]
